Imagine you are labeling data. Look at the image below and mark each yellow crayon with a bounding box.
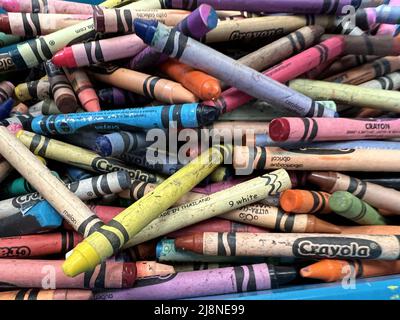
[17,130,164,184]
[62,145,231,277]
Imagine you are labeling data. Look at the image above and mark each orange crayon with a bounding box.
[159,59,221,101]
[279,189,332,214]
[340,225,400,235]
[301,259,400,282]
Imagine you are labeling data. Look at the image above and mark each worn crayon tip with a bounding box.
[0,0,19,12]
[62,243,100,277]
[133,19,159,45]
[174,233,203,253]
[300,260,345,282]
[83,99,101,113]
[269,118,290,142]
[201,80,221,101]
[52,48,76,68]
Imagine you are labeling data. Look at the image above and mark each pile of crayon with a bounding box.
[0,0,400,301]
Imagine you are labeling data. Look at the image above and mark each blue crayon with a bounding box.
[0,98,14,120]
[65,167,93,182]
[0,201,62,237]
[120,149,184,176]
[95,131,152,157]
[30,104,220,135]
[133,19,337,118]
[55,131,102,151]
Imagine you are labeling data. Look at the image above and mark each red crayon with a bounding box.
[0,232,82,258]
[166,218,270,238]
[270,117,400,142]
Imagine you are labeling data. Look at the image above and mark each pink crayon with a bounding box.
[269,117,400,143]
[0,0,98,14]
[205,36,345,114]
[52,34,146,68]
[376,0,400,35]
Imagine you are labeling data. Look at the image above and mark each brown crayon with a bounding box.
[279,189,332,214]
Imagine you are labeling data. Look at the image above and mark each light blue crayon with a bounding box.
[31,103,220,135]
[375,5,400,24]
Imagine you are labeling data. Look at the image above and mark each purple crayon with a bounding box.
[94,263,297,300]
[127,4,218,70]
[164,0,369,15]
[134,19,336,118]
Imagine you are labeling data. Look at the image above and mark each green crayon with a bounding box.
[329,191,387,225]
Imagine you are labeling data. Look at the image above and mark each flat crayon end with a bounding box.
[133,19,159,45]
[329,191,352,213]
[52,48,76,68]
[62,243,100,277]
[269,118,290,142]
[280,190,301,213]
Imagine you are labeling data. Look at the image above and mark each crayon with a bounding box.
[359,71,400,90]
[192,177,249,194]
[0,171,133,218]
[236,26,325,72]
[127,4,218,71]
[173,262,232,272]
[0,32,22,48]
[329,191,388,225]
[308,171,400,215]
[97,87,151,108]
[0,200,62,237]
[0,0,98,14]
[10,102,29,117]
[135,261,176,278]
[269,117,400,143]
[0,289,93,300]
[234,146,400,172]
[31,104,219,135]
[64,167,93,182]
[159,59,221,101]
[203,15,334,44]
[118,180,204,206]
[325,56,400,85]
[0,259,141,289]
[95,131,150,157]
[14,78,50,101]
[0,13,92,37]
[220,204,340,233]
[0,126,104,237]
[45,61,78,113]
[288,79,400,112]
[0,231,82,258]
[89,64,198,104]
[279,189,332,214]
[94,8,191,33]
[63,67,100,112]
[321,54,379,78]
[122,169,291,248]
[0,97,13,120]
[175,232,400,260]
[1,170,60,198]
[156,238,267,263]
[0,114,33,129]
[0,159,12,183]
[300,259,400,282]
[2,0,136,73]
[17,130,164,183]
[94,263,297,300]
[350,172,400,190]
[340,225,400,234]
[163,0,374,14]
[206,35,344,114]
[321,34,400,56]
[28,100,64,116]
[62,145,231,277]
[0,81,14,103]
[52,34,146,68]
[167,217,270,238]
[134,20,336,118]
[357,5,400,25]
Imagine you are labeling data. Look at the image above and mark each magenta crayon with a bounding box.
[94,263,297,300]
[52,34,146,68]
[127,4,218,71]
[270,117,400,142]
[0,0,98,14]
[204,36,344,115]
[166,218,270,238]
[63,67,101,112]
